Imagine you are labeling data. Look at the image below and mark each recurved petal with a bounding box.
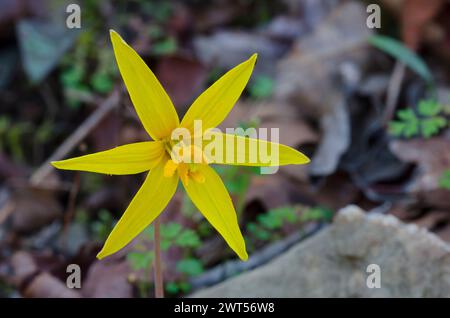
[180,54,257,133]
[51,141,164,175]
[181,164,248,260]
[203,132,310,166]
[110,30,179,140]
[97,158,178,259]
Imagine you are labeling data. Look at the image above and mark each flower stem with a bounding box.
[153,217,164,298]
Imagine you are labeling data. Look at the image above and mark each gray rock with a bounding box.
[191,206,450,297]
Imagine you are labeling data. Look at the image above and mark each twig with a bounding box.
[382,61,406,125]
[30,89,121,186]
[61,172,81,247]
[153,217,164,298]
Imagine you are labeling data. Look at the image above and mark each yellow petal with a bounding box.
[203,132,310,166]
[97,158,178,259]
[181,164,248,260]
[180,54,257,133]
[190,170,205,183]
[51,141,164,175]
[110,30,179,140]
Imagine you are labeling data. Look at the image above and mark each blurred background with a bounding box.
[0,0,450,298]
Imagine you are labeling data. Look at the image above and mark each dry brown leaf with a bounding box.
[82,260,133,298]
[9,185,62,233]
[23,272,80,298]
[275,1,371,114]
[390,137,450,193]
[246,174,293,211]
[156,56,207,111]
[9,251,38,286]
[402,0,444,49]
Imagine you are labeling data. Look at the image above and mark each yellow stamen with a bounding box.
[164,141,209,184]
[163,159,178,177]
[178,163,189,185]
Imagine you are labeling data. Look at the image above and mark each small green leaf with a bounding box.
[161,223,182,240]
[439,170,450,190]
[390,109,419,138]
[61,66,84,88]
[397,109,416,121]
[91,209,115,241]
[421,117,446,138]
[257,206,298,230]
[165,282,179,294]
[390,99,448,139]
[369,35,433,83]
[176,259,204,276]
[152,37,177,56]
[247,223,271,241]
[175,229,201,248]
[178,281,191,293]
[300,207,333,222]
[35,120,54,144]
[147,25,163,39]
[127,252,154,271]
[403,122,419,138]
[91,72,114,93]
[418,99,441,116]
[273,206,298,223]
[258,213,281,230]
[249,75,274,99]
[197,221,213,237]
[255,228,271,241]
[161,240,172,251]
[0,117,11,137]
[388,121,406,137]
[98,209,112,222]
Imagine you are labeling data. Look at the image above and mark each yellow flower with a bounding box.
[51,30,310,261]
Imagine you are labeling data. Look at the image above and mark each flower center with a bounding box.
[162,141,208,184]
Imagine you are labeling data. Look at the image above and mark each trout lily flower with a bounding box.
[52,30,310,261]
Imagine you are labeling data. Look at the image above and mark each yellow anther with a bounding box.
[163,159,178,178]
[177,163,189,185]
[164,144,208,184]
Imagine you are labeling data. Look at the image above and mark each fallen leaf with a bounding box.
[90,112,121,151]
[390,136,450,193]
[275,2,372,176]
[0,152,27,179]
[16,19,79,83]
[308,100,350,176]
[82,260,133,298]
[402,0,444,49]
[9,185,62,233]
[156,56,207,110]
[23,272,80,298]
[9,251,38,286]
[275,1,372,113]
